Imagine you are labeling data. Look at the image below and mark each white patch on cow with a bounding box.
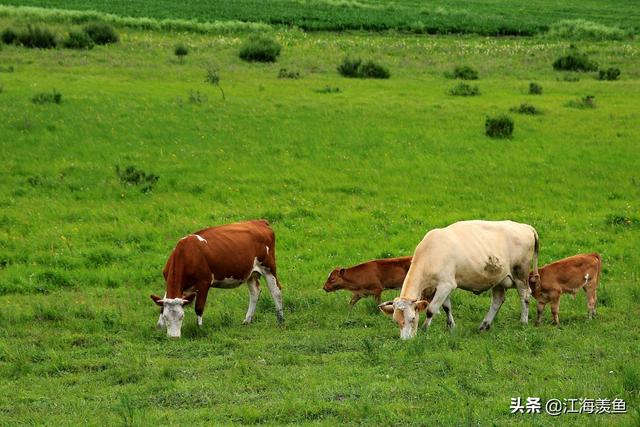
[195,234,207,243]
[584,273,590,285]
[210,273,244,288]
[197,315,203,326]
[266,245,269,255]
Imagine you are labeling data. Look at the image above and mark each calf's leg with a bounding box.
[584,282,597,319]
[535,301,545,326]
[479,286,505,331]
[243,276,261,324]
[550,298,560,325]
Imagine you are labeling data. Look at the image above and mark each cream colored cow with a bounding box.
[380,220,539,340]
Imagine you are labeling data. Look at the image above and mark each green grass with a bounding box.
[0,20,639,425]
[1,0,639,34]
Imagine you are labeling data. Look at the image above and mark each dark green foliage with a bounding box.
[485,115,514,138]
[448,65,479,80]
[1,28,18,44]
[448,83,479,96]
[598,67,620,81]
[510,103,541,115]
[174,43,188,61]
[17,26,57,49]
[115,165,159,193]
[278,68,300,79]
[32,90,62,105]
[205,67,225,100]
[553,48,598,71]
[566,95,596,109]
[314,86,341,94]
[606,214,639,228]
[62,30,95,50]
[83,22,119,45]
[239,34,281,62]
[337,57,390,79]
[529,82,543,94]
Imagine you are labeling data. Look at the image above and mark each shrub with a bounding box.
[548,20,628,41]
[529,82,543,95]
[238,34,281,62]
[566,95,596,109]
[278,68,300,79]
[174,43,188,62]
[598,67,620,81]
[553,47,597,72]
[314,86,341,94]
[337,57,390,79]
[83,22,119,45]
[448,65,479,80]
[115,165,159,193]
[32,90,62,105]
[485,115,514,139]
[188,90,206,104]
[62,30,94,50]
[205,67,225,100]
[448,83,479,96]
[1,28,18,45]
[510,103,541,115]
[561,74,580,82]
[17,26,57,49]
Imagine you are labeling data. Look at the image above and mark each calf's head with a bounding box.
[150,294,195,338]
[323,268,346,292]
[528,272,541,296]
[379,297,428,340]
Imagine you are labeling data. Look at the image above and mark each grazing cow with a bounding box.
[529,253,601,325]
[379,220,539,340]
[150,219,284,338]
[323,256,412,307]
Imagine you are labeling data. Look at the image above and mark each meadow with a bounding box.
[1,11,640,427]
[1,0,639,34]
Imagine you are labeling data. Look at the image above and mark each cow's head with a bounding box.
[323,268,346,292]
[379,297,429,340]
[150,293,195,338]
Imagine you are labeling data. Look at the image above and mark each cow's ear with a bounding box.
[181,293,196,306]
[378,301,394,316]
[339,268,345,276]
[150,294,164,306]
[415,300,429,312]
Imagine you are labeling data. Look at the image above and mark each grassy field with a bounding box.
[1,0,639,34]
[1,15,640,426]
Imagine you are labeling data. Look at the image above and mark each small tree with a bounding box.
[206,67,225,101]
[174,43,188,63]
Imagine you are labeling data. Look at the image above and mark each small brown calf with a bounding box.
[323,256,412,308]
[529,253,601,325]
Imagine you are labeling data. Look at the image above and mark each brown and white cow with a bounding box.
[323,256,412,307]
[379,220,539,340]
[529,253,601,325]
[150,220,283,338]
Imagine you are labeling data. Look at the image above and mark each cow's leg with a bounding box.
[194,289,209,327]
[479,286,505,331]
[262,271,284,324]
[535,301,546,326]
[422,283,455,330]
[515,280,531,324]
[550,298,560,325]
[584,280,597,319]
[243,275,261,324]
[374,290,382,305]
[443,295,455,329]
[348,293,362,309]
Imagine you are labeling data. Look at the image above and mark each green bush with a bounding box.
[83,22,119,45]
[278,68,300,79]
[566,95,596,109]
[448,65,479,80]
[485,115,514,138]
[510,103,541,115]
[337,57,390,79]
[598,67,620,81]
[32,90,62,104]
[1,28,18,44]
[529,82,543,95]
[553,48,597,72]
[239,34,281,62]
[548,20,628,41]
[115,165,159,193]
[17,26,57,49]
[62,30,94,50]
[448,83,479,96]
[174,43,188,61]
[314,86,341,94]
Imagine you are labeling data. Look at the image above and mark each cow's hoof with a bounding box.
[478,322,490,331]
[447,321,456,329]
[242,318,253,325]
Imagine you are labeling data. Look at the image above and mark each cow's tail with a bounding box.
[530,227,540,286]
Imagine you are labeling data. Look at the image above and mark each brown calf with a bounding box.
[323,256,412,307]
[529,253,601,325]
